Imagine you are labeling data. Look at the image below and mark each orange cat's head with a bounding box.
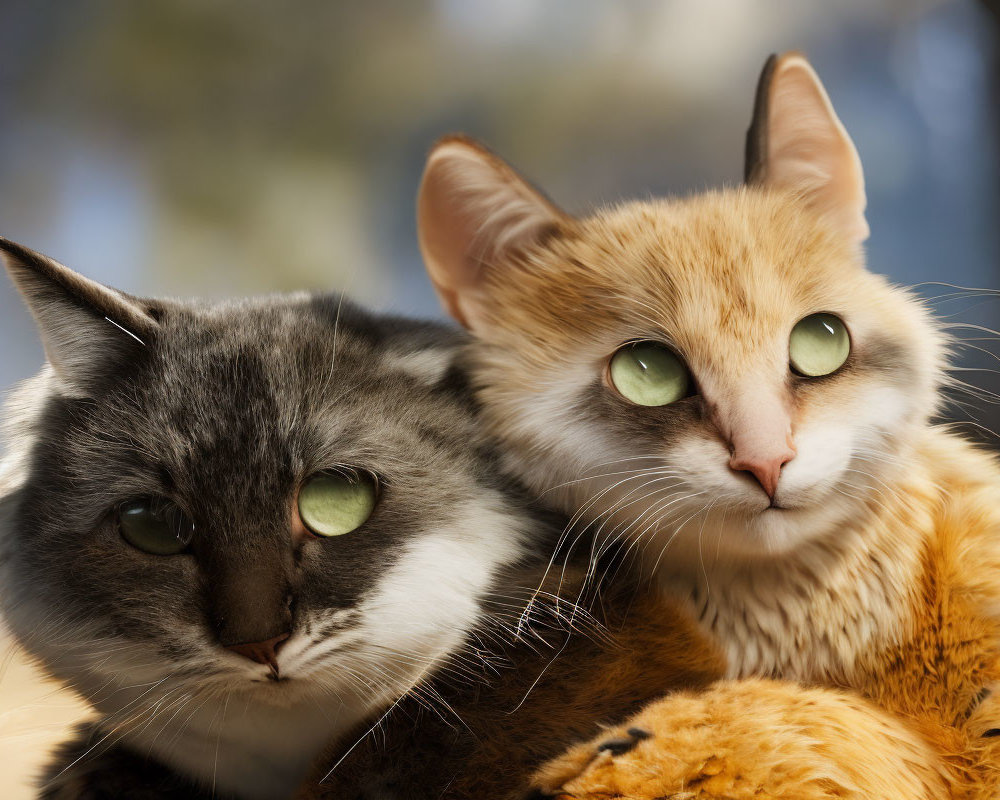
[416,53,946,564]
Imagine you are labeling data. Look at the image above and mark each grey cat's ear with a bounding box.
[0,237,159,397]
[417,136,569,330]
[744,52,869,243]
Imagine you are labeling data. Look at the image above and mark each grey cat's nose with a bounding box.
[226,632,290,676]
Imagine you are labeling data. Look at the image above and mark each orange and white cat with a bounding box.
[415,52,1000,797]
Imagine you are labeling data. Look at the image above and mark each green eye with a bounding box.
[609,341,690,407]
[118,499,195,555]
[298,469,378,538]
[789,313,850,377]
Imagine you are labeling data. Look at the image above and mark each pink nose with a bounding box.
[226,632,290,675]
[730,448,795,500]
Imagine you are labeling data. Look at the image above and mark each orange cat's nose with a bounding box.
[711,383,796,501]
[730,449,795,500]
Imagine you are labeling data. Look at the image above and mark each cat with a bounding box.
[0,236,554,799]
[0,244,944,800]
[1,235,873,800]
[413,51,1000,796]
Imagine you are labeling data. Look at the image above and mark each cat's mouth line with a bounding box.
[762,497,815,513]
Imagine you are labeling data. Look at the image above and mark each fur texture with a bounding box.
[297,568,724,800]
[531,680,950,800]
[0,238,551,799]
[415,53,1000,798]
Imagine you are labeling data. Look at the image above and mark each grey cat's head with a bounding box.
[0,238,539,795]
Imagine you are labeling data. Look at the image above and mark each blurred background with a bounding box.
[0,0,998,796]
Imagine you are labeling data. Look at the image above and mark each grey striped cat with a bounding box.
[0,238,553,799]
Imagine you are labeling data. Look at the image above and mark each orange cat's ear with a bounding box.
[745,52,869,243]
[417,136,568,329]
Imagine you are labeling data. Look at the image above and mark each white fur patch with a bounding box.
[0,366,56,496]
[382,348,454,386]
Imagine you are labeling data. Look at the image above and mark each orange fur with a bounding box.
[413,52,1000,800]
[533,680,951,800]
[473,196,1000,798]
[527,436,1000,797]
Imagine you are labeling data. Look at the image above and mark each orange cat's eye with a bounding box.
[608,342,691,407]
[789,314,850,377]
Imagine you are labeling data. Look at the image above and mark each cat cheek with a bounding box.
[777,424,854,500]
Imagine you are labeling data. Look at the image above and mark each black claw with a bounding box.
[598,737,639,756]
[597,726,653,756]
[984,728,1000,737]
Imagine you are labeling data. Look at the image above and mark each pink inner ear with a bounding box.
[417,140,565,331]
[417,156,486,326]
[764,56,869,244]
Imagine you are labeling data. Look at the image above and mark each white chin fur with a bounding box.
[651,383,912,561]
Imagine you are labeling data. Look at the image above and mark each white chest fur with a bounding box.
[123,688,371,799]
[661,522,922,682]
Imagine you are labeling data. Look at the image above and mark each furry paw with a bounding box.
[526,679,949,800]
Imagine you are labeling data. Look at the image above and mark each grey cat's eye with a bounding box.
[298,469,378,538]
[609,341,691,407]
[789,313,850,377]
[118,499,195,555]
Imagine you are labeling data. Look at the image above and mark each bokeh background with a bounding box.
[0,1,998,797]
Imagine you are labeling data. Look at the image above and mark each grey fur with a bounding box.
[0,239,548,799]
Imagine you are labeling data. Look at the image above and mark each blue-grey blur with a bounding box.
[1,1,998,437]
